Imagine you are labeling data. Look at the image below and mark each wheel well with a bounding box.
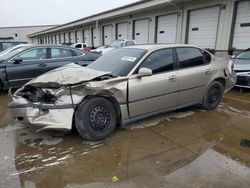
[72,95,122,130]
[214,78,225,87]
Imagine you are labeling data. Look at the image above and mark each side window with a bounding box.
[139,48,174,74]
[51,48,72,58]
[75,44,82,48]
[19,48,46,61]
[176,47,204,68]
[202,50,212,63]
[125,41,135,46]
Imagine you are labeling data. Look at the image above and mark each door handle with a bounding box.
[169,75,177,82]
[205,69,211,74]
[38,63,47,67]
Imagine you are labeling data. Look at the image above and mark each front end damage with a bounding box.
[9,63,128,131]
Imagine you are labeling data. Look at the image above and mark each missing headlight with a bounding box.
[17,86,57,103]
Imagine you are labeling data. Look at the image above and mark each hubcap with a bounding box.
[208,87,220,104]
[89,106,111,131]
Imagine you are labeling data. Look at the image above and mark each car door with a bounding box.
[47,47,93,70]
[6,47,50,88]
[175,47,212,106]
[128,48,178,118]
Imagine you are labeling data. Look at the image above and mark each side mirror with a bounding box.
[13,57,23,64]
[137,67,152,78]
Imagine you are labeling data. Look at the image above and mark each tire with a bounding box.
[202,81,224,110]
[75,97,117,141]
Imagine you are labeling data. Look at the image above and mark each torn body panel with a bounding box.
[9,63,129,131]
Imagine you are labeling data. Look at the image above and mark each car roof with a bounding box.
[124,44,202,51]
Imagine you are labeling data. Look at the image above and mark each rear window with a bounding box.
[176,47,204,68]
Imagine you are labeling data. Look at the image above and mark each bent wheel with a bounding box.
[75,97,117,141]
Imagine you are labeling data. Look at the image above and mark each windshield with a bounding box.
[0,46,27,61]
[110,40,125,47]
[236,50,250,59]
[88,48,147,76]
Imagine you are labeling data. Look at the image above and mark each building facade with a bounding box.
[0,25,57,43]
[28,0,250,56]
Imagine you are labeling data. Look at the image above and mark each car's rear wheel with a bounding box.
[202,81,224,110]
[75,97,117,141]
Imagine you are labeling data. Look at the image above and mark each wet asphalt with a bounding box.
[0,89,250,188]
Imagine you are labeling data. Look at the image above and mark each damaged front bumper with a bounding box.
[9,89,75,131]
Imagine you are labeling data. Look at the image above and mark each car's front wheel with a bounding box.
[202,81,224,110]
[75,97,117,141]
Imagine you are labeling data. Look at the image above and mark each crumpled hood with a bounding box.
[26,63,110,88]
[233,59,250,71]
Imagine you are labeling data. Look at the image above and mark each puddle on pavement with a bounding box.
[0,90,249,187]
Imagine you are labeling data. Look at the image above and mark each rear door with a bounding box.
[128,48,178,118]
[47,47,93,69]
[175,47,212,106]
[6,47,50,87]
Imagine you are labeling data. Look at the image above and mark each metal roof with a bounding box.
[28,0,185,37]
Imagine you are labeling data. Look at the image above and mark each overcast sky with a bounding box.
[0,0,140,27]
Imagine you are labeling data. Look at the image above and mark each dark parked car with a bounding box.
[0,44,100,90]
[232,49,250,88]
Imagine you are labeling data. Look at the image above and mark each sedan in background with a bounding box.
[90,39,136,55]
[232,49,250,88]
[9,44,236,141]
[0,44,100,90]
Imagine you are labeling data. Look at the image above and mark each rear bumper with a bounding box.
[9,101,75,131]
[225,72,237,92]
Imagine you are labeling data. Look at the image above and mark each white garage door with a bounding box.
[64,33,68,43]
[134,19,149,44]
[92,28,100,47]
[56,35,59,44]
[188,6,220,49]
[157,14,178,43]
[83,29,90,45]
[59,33,64,44]
[117,22,128,40]
[232,1,250,49]
[70,32,75,43]
[103,25,113,45]
[76,30,83,43]
[51,35,55,44]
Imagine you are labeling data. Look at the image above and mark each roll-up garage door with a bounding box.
[60,33,64,44]
[134,19,149,44]
[77,30,83,43]
[117,22,128,40]
[70,32,75,43]
[51,35,55,44]
[157,14,178,43]
[232,1,250,50]
[83,29,90,45]
[56,34,60,44]
[103,25,113,45]
[92,28,100,47]
[188,6,220,49]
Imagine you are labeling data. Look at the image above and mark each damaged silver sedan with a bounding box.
[9,45,236,141]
